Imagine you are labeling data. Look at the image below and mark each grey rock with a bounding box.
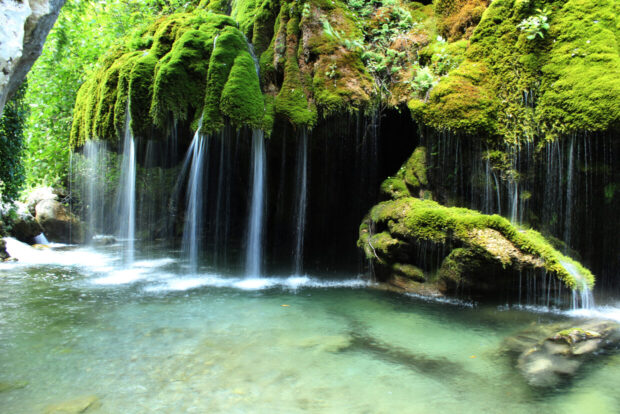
[0,0,66,116]
[35,199,84,243]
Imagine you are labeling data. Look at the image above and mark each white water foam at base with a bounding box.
[143,274,369,293]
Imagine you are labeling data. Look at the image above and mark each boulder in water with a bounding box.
[358,145,594,301]
[8,204,43,244]
[35,199,84,243]
[503,320,620,387]
[0,238,8,261]
[91,234,116,246]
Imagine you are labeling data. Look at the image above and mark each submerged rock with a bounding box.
[503,320,620,387]
[44,395,100,414]
[90,234,116,246]
[35,199,84,244]
[0,380,27,393]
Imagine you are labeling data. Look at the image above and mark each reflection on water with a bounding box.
[0,243,619,413]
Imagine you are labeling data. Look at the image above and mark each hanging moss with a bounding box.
[220,53,264,129]
[202,26,252,132]
[150,29,213,128]
[113,52,141,140]
[128,53,158,138]
[274,11,317,127]
[412,0,619,141]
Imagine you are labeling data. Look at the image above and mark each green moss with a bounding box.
[252,0,280,55]
[380,176,410,199]
[274,12,317,127]
[202,26,250,132]
[409,61,499,135]
[536,0,620,134]
[128,53,158,138]
[365,197,594,289]
[392,263,426,282]
[113,52,141,140]
[150,29,213,128]
[232,0,259,39]
[402,146,428,189]
[92,59,123,142]
[220,52,265,129]
[413,0,619,140]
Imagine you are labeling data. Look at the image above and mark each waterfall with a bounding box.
[245,130,266,277]
[564,135,575,249]
[293,130,308,274]
[82,140,107,236]
[181,121,209,273]
[213,129,233,266]
[561,261,595,310]
[116,107,136,265]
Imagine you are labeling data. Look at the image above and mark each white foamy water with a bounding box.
[565,306,620,323]
[3,237,110,268]
[143,274,369,293]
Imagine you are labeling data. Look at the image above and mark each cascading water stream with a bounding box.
[561,261,595,310]
[293,130,308,274]
[82,140,107,236]
[116,106,136,265]
[245,130,266,277]
[181,119,208,273]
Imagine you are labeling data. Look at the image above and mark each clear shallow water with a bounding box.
[1,243,619,413]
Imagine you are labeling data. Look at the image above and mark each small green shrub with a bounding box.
[517,8,550,40]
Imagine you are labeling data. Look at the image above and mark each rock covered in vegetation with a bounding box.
[410,0,620,141]
[358,146,594,299]
[35,199,84,243]
[0,238,8,261]
[71,0,618,145]
[503,320,620,387]
[8,205,42,243]
[0,0,66,116]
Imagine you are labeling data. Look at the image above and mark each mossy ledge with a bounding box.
[409,0,620,141]
[359,147,595,301]
[71,0,617,147]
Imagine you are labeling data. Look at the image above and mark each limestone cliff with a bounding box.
[0,0,65,116]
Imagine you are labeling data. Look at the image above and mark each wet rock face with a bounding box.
[504,320,620,387]
[0,238,8,260]
[0,0,66,115]
[35,199,84,243]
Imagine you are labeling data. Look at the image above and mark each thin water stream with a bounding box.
[1,242,619,413]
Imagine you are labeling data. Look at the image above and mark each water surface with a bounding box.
[1,243,619,413]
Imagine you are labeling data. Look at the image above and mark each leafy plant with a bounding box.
[409,66,437,95]
[0,82,27,201]
[517,8,550,40]
[21,0,187,193]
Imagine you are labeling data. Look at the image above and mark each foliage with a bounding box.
[21,0,194,192]
[517,8,550,40]
[414,0,618,140]
[0,83,27,201]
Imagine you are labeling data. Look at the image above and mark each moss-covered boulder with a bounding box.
[502,320,620,387]
[359,144,595,300]
[359,196,594,299]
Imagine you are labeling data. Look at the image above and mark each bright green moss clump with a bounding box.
[70,9,264,146]
[412,0,620,141]
[361,197,594,290]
